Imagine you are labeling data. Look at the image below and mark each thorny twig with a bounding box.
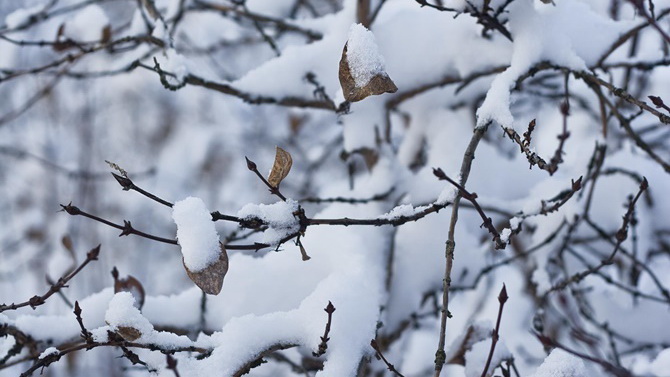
[0,245,101,313]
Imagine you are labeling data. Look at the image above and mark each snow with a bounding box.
[105,292,154,337]
[4,6,42,29]
[476,0,631,128]
[173,197,221,272]
[2,0,670,376]
[531,349,586,377]
[650,348,670,377]
[346,23,388,87]
[237,199,301,245]
[38,347,59,359]
[464,339,511,377]
[62,5,110,42]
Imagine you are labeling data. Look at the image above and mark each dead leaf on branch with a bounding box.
[183,243,229,295]
[268,146,293,188]
[113,271,146,310]
[338,44,397,102]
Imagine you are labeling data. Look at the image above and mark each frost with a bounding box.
[346,24,387,87]
[173,197,221,272]
[237,199,300,245]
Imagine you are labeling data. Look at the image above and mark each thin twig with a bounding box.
[480,284,508,377]
[0,246,100,313]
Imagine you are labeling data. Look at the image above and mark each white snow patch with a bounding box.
[105,292,154,336]
[465,338,511,377]
[530,349,586,377]
[237,199,300,245]
[4,6,42,29]
[173,197,221,272]
[38,347,59,359]
[62,5,110,42]
[346,23,388,87]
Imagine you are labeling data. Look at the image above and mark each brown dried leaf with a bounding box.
[183,243,228,295]
[338,44,398,103]
[61,235,74,254]
[116,326,142,341]
[114,274,146,310]
[267,146,293,188]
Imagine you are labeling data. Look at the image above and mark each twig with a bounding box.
[433,124,489,377]
[60,203,179,245]
[312,301,335,357]
[480,284,508,377]
[245,157,288,201]
[0,245,100,313]
[371,339,405,377]
[300,187,395,204]
[73,302,94,345]
[432,168,506,250]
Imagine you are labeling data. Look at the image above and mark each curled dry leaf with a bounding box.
[338,44,397,102]
[113,273,146,310]
[268,146,293,188]
[116,326,142,341]
[183,243,229,295]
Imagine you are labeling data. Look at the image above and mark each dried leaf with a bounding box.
[116,326,142,341]
[140,0,161,20]
[114,274,146,310]
[338,44,397,103]
[267,147,293,188]
[61,235,74,254]
[183,243,228,295]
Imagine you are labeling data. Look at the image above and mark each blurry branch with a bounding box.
[0,74,63,127]
[0,245,100,313]
[543,178,648,296]
[433,167,506,250]
[300,187,395,204]
[384,65,507,141]
[584,79,670,173]
[371,339,405,377]
[0,146,154,180]
[0,35,165,84]
[190,0,323,41]
[627,0,670,45]
[238,1,282,56]
[313,301,335,357]
[480,285,508,377]
[596,8,670,66]
[534,332,633,377]
[0,0,126,34]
